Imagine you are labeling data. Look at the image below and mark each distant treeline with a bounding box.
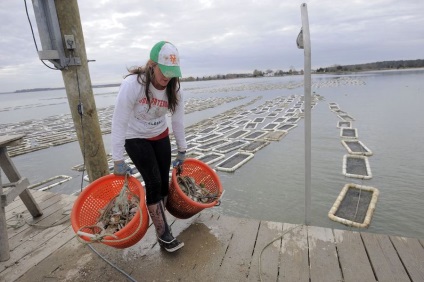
[316,59,424,73]
[182,59,424,81]
[14,83,120,93]
[11,59,424,92]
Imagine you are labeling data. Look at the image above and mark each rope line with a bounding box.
[258,225,302,282]
[87,244,138,282]
[7,210,71,229]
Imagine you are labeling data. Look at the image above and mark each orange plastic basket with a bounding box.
[71,174,149,249]
[166,158,223,219]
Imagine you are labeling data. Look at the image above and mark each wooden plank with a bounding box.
[178,212,236,281]
[361,232,410,282]
[8,196,75,251]
[279,223,309,282]
[216,216,260,281]
[0,225,76,281]
[5,191,55,220]
[8,194,67,226]
[308,225,342,282]
[247,220,282,282]
[11,237,96,282]
[390,235,424,281]
[334,229,376,282]
[7,193,66,236]
[0,212,72,273]
[129,212,234,281]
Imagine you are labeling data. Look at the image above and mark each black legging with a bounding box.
[125,136,171,205]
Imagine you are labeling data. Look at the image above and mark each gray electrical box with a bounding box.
[31,0,80,68]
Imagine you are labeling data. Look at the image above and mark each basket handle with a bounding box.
[77,231,97,238]
[215,190,225,206]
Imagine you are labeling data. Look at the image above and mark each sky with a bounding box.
[0,0,423,93]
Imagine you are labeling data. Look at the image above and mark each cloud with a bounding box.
[0,0,423,92]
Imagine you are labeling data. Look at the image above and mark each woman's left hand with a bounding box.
[172,151,186,167]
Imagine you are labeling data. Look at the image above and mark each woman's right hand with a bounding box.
[113,160,132,176]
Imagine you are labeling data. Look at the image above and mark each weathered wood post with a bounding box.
[54,0,109,182]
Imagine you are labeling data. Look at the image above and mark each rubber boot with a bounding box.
[162,195,168,209]
[147,201,184,252]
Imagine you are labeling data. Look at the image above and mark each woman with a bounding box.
[111,41,186,252]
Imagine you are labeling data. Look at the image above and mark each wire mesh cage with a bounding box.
[166,159,223,219]
[71,175,149,248]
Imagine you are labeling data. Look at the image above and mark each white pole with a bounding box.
[300,3,312,225]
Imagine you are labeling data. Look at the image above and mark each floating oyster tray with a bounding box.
[328,183,379,228]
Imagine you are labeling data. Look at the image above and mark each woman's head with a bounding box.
[150,41,182,79]
[126,41,182,113]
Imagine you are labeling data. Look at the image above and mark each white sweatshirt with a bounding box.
[111,74,186,161]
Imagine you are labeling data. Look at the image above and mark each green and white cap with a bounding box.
[150,41,182,78]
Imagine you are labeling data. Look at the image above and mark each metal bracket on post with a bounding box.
[31,0,80,68]
[296,28,304,49]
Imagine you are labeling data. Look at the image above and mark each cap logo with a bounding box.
[170,54,177,65]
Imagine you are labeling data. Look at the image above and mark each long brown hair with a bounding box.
[125,59,181,113]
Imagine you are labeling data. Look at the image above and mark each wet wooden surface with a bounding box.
[1,190,424,282]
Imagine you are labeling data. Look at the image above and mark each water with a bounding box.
[1,69,423,239]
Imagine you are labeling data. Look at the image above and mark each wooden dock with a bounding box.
[1,190,423,282]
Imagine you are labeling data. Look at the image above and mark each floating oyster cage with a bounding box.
[239,140,270,153]
[343,154,372,179]
[227,129,250,139]
[198,126,217,135]
[265,130,288,141]
[216,125,238,134]
[338,113,355,121]
[195,132,224,143]
[186,151,204,159]
[234,119,250,126]
[328,183,379,228]
[220,120,235,126]
[215,152,254,172]
[197,152,226,165]
[277,123,297,132]
[262,122,280,131]
[196,139,229,152]
[28,175,72,191]
[214,140,249,154]
[252,117,266,123]
[340,128,358,139]
[171,142,199,156]
[341,140,373,156]
[243,130,268,141]
[244,122,258,130]
[185,134,199,142]
[337,121,352,128]
[273,117,286,123]
[286,117,300,123]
